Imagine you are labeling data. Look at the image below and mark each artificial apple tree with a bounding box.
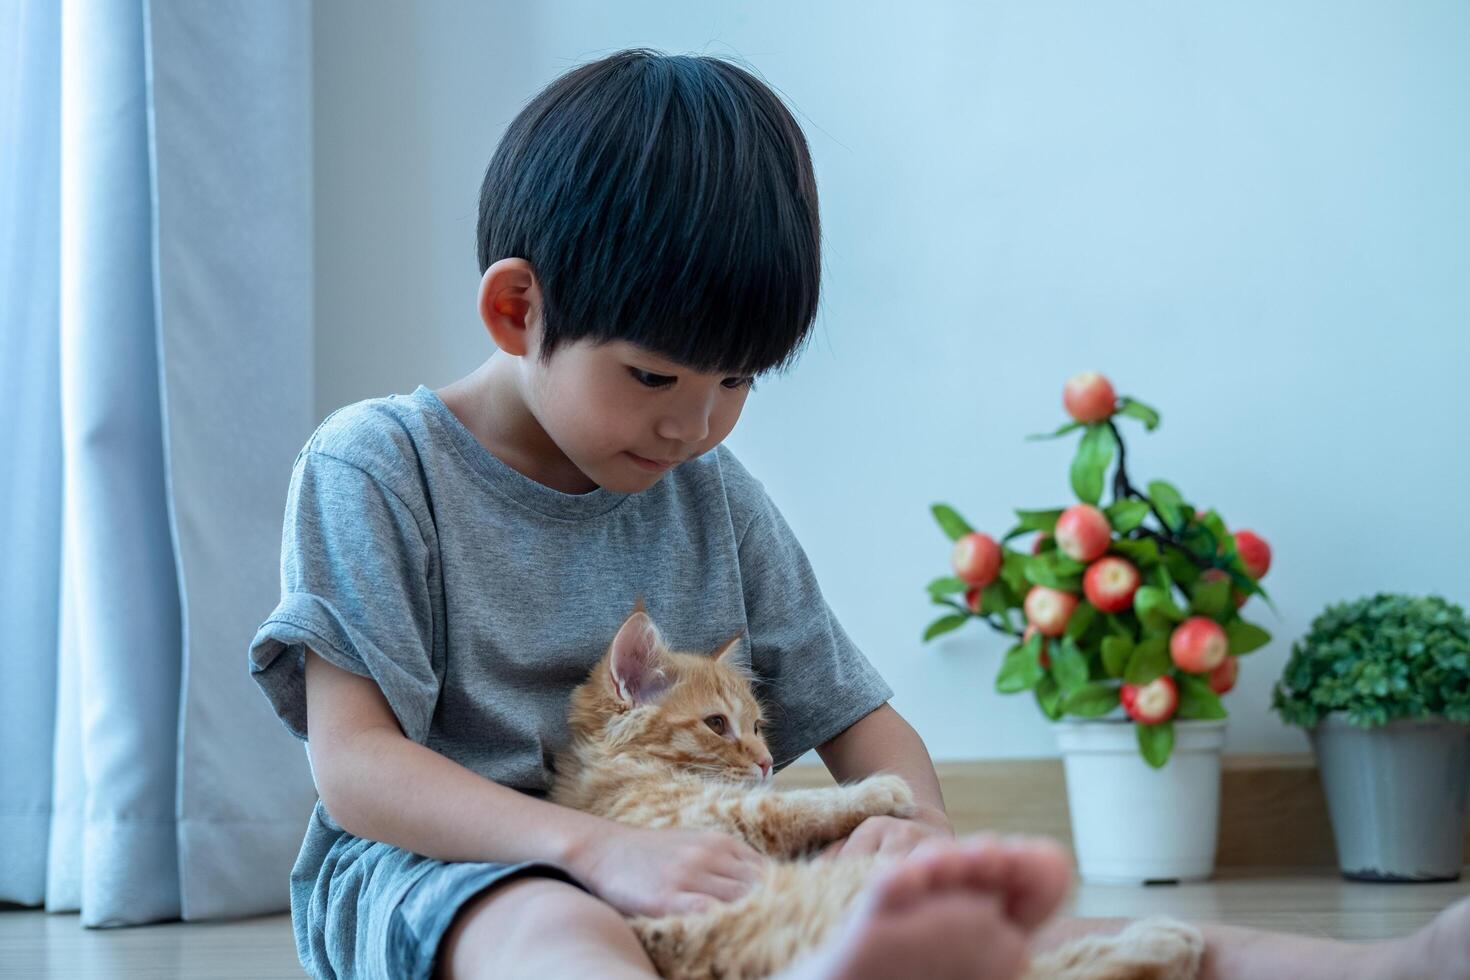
[922,371,1276,767]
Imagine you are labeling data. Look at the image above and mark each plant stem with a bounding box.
[1129,526,1214,571]
[1105,419,1214,573]
[979,613,1023,638]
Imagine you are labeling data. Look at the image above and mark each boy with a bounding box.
[249,48,1466,980]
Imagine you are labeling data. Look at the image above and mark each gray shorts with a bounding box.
[291,806,585,979]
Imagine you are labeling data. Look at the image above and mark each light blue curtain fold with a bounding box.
[1,0,317,925]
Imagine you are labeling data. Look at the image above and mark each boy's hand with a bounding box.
[565,823,769,918]
[819,805,955,860]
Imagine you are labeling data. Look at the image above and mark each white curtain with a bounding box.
[1,0,318,925]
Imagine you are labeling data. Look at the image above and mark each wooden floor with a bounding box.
[2,869,1464,978]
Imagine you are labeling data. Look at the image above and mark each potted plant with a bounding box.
[1272,593,1470,882]
[921,371,1276,884]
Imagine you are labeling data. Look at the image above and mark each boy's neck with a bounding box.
[435,353,601,495]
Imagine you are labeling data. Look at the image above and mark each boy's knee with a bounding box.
[435,876,641,980]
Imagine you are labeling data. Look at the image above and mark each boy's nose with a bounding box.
[657,415,709,445]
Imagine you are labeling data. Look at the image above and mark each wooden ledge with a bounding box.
[775,755,1470,869]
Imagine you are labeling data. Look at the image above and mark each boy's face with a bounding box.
[526,335,754,494]
[479,258,755,495]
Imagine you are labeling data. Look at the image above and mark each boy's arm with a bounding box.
[814,702,955,854]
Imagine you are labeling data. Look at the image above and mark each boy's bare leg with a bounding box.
[434,877,659,980]
[1029,894,1470,980]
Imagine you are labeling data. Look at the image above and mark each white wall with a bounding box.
[313,0,1470,759]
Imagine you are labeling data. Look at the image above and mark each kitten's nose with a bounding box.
[757,756,772,779]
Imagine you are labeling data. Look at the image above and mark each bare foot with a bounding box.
[781,833,1074,980]
[1368,893,1470,980]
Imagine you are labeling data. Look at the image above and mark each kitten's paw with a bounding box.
[851,774,917,819]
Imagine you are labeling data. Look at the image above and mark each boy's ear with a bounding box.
[477,258,541,357]
[609,609,672,706]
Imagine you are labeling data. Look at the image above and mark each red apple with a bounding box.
[1209,656,1239,695]
[1024,586,1079,637]
[964,585,982,614]
[1201,568,1248,609]
[1063,371,1117,424]
[1023,623,1051,669]
[1031,532,1052,556]
[1234,530,1272,580]
[1121,675,1179,724]
[1170,616,1229,673]
[1054,504,1112,563]
[1083,556,1141,614]
[952,532,1002,587]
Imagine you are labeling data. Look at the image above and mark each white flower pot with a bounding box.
[1054,718,1227,884]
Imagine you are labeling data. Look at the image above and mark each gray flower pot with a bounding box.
[1310,713,1470,882]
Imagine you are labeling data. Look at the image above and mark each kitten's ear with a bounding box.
[609,610,672,706]
[712,632,744,665]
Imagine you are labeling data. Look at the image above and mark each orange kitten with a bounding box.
[550,599,1204,980]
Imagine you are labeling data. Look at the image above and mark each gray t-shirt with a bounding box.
[248,384,892,832]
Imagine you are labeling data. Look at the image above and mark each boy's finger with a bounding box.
[699,874,752,903]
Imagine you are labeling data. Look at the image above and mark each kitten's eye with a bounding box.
[753,720,763,736]
[704,714,728,736]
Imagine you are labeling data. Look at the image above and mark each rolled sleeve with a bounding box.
[248,451,440,745]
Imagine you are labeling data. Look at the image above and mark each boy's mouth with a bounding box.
[626,452,675,471]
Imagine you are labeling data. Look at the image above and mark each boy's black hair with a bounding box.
[476,48,821,379]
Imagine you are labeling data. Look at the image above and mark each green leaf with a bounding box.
[1034,674,1064,720]
[926,576,969,599]
[922,613,969,642]
[1136,721,1175,768]
[979,581,1015,615]
[1124,635,1170,685]
[1026,420,1083,442]
[1064,682,1121,718]
[1199,510,1230,552]
[1226,620,1272,655]
[1146,480,1185,532]
[1190,577,1232,621]
[999,549,1032,597]
[1070,424,1117,505]
[1177,675,1228,720]
[1117,397,1161,431]
[1064,601,1098,641]
[931,504,974,542]
[1101,635,1134,678]
[1013,508,1065,534]
[1023,552,1084,592]
[1050,637,1091,696]
[1134,585,1185,631]
[1104,499,1151,534]
[996,638,1045,693]
[1109,538,1161,566]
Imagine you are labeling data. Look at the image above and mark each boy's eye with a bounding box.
[628,368,756,391]
[704,714,728,735]
[630,368,675,388]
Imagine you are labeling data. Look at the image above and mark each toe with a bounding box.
[1000,837,1074,929]
[866,854,936,914]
